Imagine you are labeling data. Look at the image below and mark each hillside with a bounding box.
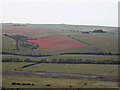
[2,23,119,88]
[2,23,118,34]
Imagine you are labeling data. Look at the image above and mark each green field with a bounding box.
[3,73,118,88]
[2,62,118,76]
[68,33,118,53]
[2,35,16,50]
[2,62,119,88]
[21,63,118,76]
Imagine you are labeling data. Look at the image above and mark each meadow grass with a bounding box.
[2,62,118,76]
[2,73,118,88]
[2,35,16,50]
[21,63,118,76]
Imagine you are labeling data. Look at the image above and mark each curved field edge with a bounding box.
[20,63,118,76]
[2,62,34,72]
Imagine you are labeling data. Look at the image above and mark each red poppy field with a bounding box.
[28,36,85,50]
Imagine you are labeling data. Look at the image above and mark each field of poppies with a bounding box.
[28,36,85,50]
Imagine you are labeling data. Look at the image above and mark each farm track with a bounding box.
[3,71,119,80]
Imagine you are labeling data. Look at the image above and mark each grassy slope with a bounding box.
[26,24,118,33]
[2,23,118,54]
[2,35,16,50]
[69,33,118,53]
[2,23,118,33]
[2,32,118,55]
[54,32,118,54]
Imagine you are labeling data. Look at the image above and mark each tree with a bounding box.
[24,58,32,62]
[51,58,57,63]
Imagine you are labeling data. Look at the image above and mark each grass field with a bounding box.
[55,32,118,54]
[2,62,119,88]
[2,73,118,88]
[69,33,118,53]
[2,35,16,50]
[21,63,118,76]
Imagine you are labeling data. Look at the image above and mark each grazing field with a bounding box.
[2,62,119,88]
[2,73,118,88]
[2,62,118,76]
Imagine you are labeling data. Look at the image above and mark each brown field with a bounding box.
[2,26,63,38]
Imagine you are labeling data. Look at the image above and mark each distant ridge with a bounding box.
[2,23,118,34]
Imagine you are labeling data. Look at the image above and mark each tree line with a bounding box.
[4,34,39,50]
[2,57,119,64]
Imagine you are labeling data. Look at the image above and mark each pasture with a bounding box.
[2,73,118,88]
[2,62,118,76]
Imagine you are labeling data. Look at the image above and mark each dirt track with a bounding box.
[4,71,119,80]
